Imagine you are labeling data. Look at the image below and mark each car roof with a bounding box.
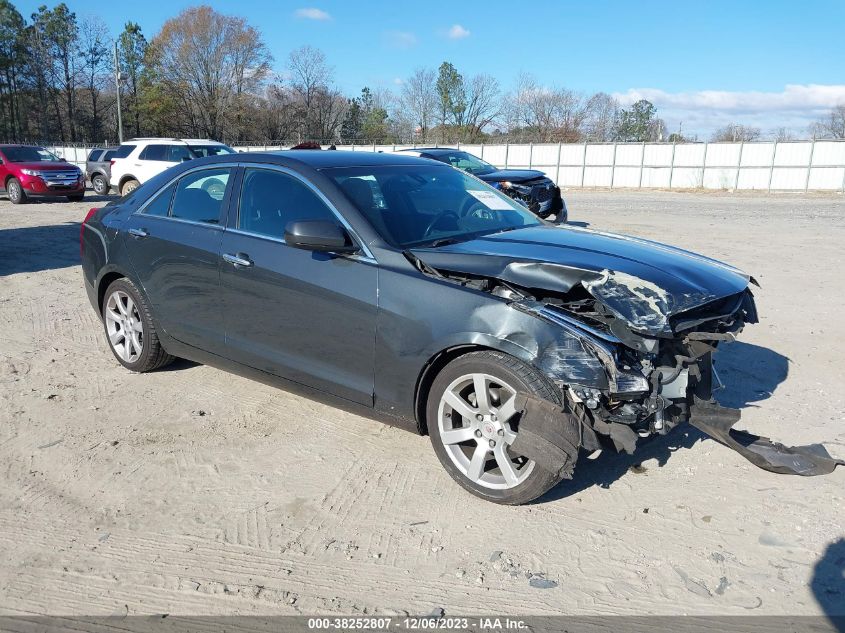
[259,150,442,168]
[125,138,226,146]
[400,147,469,156]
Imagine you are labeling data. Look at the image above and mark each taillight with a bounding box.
[80,207,98,257]
[110,159,115,167]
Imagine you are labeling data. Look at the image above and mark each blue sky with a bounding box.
[15,0,845,136]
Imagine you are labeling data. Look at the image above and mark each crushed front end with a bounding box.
[407,241,844,478]
[495,177,565,220]
[529,284,758,454]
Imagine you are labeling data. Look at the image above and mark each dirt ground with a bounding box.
[0,189,843,617]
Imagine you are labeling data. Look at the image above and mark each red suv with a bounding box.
[0,144,85,204]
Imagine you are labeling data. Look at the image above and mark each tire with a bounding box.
[427,350,571,505]
[120,178,140,197]
[101,277,174,372]
[67,194,84,202]
[92,174,108,195]
[7,178,26,204]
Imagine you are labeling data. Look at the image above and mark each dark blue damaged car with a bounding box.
[80,151,842,505]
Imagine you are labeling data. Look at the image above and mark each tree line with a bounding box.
[1,1,843,146]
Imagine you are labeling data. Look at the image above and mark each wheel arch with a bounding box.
[117,174,138,190]
[413,336,540,436]
[97,270,128,312]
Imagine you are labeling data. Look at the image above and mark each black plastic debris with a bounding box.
[690,398,844,476]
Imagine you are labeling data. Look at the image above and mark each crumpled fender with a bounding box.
[690,398,845,476]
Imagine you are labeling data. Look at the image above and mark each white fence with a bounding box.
[51,140,845,192]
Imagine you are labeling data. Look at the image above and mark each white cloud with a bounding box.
[393,77,404,86]
[294,7,331,20]
[612,84,845,136]
[446,24,471,40]
[384,30,418,49]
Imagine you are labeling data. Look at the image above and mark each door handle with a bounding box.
[128,228,148,239]
[223,253,253,268]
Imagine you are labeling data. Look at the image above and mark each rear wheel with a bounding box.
[92,174,108,195]
[427,350,567,505]
[102,278,174,372]
[120,178,140,197]
[7,178,26,204]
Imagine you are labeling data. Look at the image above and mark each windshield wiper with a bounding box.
[426,237,462,248]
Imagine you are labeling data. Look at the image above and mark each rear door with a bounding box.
[219,165,378,405]
[122,165,235,349]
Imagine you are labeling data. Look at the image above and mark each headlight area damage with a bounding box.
[406,249,844,479]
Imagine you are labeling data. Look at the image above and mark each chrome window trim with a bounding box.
[235,162,376,261]
[226,227,376,265]
[134,163,239,223]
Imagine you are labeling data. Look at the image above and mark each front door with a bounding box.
[220,166,378,405]
[123,166,234,350]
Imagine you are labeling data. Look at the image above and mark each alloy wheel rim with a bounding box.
[105,290,143,363]
[9,181,20,201]
[94,178,106,194]
[437,372,534,490]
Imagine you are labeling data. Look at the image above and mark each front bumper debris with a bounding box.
[510,392,844,480]
[689,398,845,476]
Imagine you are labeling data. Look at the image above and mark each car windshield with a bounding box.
[431,151,497,175]
[2,146,61,163]
[189,145,235,157]
[325,165,541,248]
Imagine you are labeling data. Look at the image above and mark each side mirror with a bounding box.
[284,220,358,254]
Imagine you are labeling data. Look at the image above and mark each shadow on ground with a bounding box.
[0,221,80,275]
[812,538,845,630]
[540,340,790,503]
[715,340,790,409]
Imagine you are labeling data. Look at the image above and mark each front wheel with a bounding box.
[427,350,570,504]
[7,178,26,204]
[102,278,174,372]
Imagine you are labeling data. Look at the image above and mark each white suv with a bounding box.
[110,138,235,196]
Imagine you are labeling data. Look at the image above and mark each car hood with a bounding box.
[12,162,78,172]
[476,169,548,183]
[410,224,754,336]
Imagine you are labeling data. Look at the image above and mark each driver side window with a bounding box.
[238,168,335,239]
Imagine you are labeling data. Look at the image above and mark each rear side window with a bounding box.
[103,149,116,161]
[114,144,136,159]
[139,144,167,161]
[238,168,335,238]
[87,149,102,161]
[189,145,234,157]
[167,145,194,162]
[170,168,231,224]
[141,182,177,217]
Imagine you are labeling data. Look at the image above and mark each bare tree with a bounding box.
[146,6,271,140]
[583,92,619,141]
[462,74,500,140]
[400,67,437,141]
[506,73,591,142]
[711,123,761,142]
[288,45,333,139]
[810,104,845,139]
[79,16,111,142]
[771,127,795,142]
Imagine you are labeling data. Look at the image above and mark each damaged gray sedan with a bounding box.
[81,151,842,505]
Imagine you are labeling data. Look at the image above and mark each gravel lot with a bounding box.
[1,189,843,617]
